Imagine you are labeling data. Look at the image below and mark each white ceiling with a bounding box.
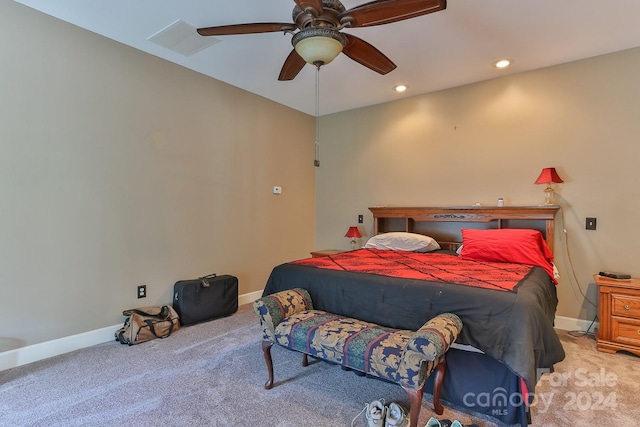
[13,0,640,116]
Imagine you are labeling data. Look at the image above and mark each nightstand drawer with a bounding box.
[595,274,640,356]
[611,316,640,347]
[612,293,640,318]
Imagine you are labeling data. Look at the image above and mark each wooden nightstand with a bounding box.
[310,249,346,258]
[594,274,640,356]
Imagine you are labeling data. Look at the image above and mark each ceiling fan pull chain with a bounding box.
[314,64,321,167]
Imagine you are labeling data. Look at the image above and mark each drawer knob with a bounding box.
[624,304,631,310]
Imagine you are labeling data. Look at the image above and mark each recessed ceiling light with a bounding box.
[493,59,514,69]
[394,84,408,93]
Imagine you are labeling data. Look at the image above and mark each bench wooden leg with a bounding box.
[261,340,275,390]
[402,358,447,427]
[432,359,446,415]
[402,386,424,427]
[302,353,309,367]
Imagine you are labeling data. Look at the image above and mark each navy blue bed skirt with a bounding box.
[425,348,531,426]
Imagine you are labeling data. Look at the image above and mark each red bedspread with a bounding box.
[291,249,534,292]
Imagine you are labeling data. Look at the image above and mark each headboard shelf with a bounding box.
[369,206,560,253]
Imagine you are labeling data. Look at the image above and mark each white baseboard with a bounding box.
[0,296,589,373]
[239,290,263,306]
[0,323,121,372]
[554,315,598,334]
[0,290,265,372]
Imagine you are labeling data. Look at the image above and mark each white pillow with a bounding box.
[364,232,441,252]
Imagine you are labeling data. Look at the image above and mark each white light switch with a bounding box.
[272,186,282,195]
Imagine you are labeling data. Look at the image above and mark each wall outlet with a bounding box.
[586,217,597,230]
[137,285,147,298]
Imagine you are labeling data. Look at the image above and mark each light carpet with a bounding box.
[1,304,638,426]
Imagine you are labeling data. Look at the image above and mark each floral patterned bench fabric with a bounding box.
[253,287,313,342]
[253,288,462,390]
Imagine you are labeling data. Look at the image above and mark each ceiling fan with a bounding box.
[197,0,447,81]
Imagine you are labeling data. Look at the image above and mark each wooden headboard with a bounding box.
[369,206,560,254]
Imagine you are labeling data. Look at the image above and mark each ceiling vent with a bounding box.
[148,20,219,56]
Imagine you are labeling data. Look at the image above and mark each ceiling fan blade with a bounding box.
[341,33,396,75]
[340,0,446,28]
[278,49,307,81]
[197,23,297,36]
[293,0,325,15]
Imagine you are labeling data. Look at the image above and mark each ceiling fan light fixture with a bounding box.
[199,0,448,81]
[292,28,347,66]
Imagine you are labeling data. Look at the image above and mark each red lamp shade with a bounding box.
[534,167,564,185]
[345,226,362,238]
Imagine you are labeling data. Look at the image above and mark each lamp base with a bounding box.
[541,185,557,206]
[350,238,358,250]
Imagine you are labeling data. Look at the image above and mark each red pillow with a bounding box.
[459,228,556,284]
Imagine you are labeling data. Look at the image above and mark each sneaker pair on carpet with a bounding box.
[425,417,479,427]
[360,399,409,427]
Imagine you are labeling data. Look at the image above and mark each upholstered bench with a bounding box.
[253,288,462,427]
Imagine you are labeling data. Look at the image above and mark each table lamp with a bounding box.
[534,167,564,205]
[345,226,362,250]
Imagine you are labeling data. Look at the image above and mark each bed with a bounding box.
[262,206,565,426]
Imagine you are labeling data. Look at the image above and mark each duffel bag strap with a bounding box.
[124,306,171,320]
[143,317,175,339]
[116,329,129,345]
[115,317,132,345]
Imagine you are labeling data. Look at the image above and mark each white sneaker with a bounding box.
[365,399,387,426]
[385,402,408,427]
[425,418,446,427]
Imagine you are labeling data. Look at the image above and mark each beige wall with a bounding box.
[4,1,638,350]
[317,47,640,322]
[0,2,315,348]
